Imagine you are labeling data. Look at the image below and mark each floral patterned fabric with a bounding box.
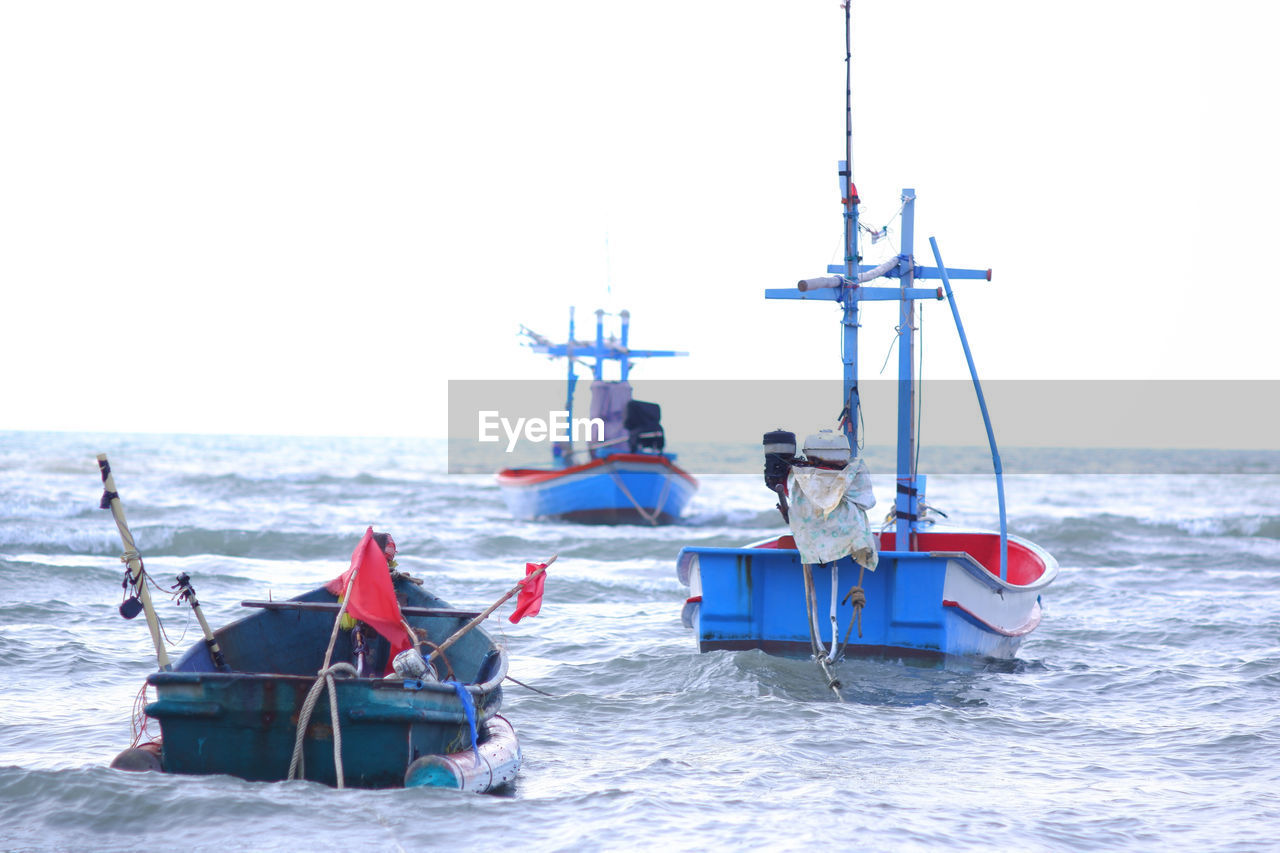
[786,459,879,570]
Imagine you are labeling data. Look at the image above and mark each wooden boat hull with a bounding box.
[132,580,520,791]
[497,453,697,524]
[677,529,1058,661]
[146,668,506,788]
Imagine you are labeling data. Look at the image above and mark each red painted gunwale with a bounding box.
[496,454,698,489]
[754,531,1047,586]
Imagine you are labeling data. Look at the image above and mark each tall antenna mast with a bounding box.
[843,0,858,280]
[840,0,861,445]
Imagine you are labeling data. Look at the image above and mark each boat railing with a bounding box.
[240,600,480,619]
[586,435,629,453]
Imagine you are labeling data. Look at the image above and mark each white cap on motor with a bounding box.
[802,429,851,466]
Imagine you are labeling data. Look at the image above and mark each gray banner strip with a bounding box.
[448,379,1280,475]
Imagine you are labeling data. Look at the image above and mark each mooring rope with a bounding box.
[505,674,553,696]
[609,468,671,526]
[129,681,157,748]
[838,563,868,659]
[288,662,358,788]
[290,563,363,787]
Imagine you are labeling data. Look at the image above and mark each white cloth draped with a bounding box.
[787,459,879,569]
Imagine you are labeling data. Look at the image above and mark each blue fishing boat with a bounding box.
[498,308,698,525]
[675,6,1057,680]
[100,457,529,791]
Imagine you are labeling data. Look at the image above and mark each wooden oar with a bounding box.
[96,454,171,671]
[425,555,556,665]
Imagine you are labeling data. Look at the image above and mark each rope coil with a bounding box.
[840,562,868,652]
[288,558,364,787]
[288,662,358,788]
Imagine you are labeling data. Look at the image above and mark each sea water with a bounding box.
[1,431,1278,852]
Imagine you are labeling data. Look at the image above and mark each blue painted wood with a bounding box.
[620,309,631,381]
[688,546,948,656]
[593,309,605,381]
[565,307,578,425]
[840,149,860,446]
[826,263,991,279]
[679,532,1055,660]
[895,191,918,552]
[522,310,686,375]
[908,266,991,280]
[499,455,697,525]
[764,286,942,303]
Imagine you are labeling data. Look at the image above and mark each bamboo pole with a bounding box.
[426,556,555,665]
[97,454,171,671]
[175,573,229,672]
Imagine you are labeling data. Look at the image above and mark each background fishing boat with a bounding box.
[497,308,697,525]
[675,4,1057,679]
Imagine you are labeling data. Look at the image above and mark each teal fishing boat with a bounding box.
[100,456,540,791]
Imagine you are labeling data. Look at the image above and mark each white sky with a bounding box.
[1,1,1275,438]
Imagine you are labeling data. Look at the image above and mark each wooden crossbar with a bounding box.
[240,600,479,619]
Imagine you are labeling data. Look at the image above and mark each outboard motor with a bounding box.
[763,429,797,522]
[763,429,797,493]
[625,400,665,453]
[764,429,852,522]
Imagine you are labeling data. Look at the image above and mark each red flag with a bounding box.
[509,562,547,623]
[327,528,413,668]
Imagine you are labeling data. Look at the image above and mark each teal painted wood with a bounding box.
[144,576,517,789]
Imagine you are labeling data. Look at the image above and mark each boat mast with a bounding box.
[765,3,994,554]
[619,310,631,381]
[894,193,919,551]
[520,310,687,463]
[593,309,606,381]
[522,310,686,380]
[565,307,578,425]
[840,0,860,448]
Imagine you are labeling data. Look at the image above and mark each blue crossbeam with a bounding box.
[914,266,991,281]
[826,263,990,280]
[763,287,841,301]
[529,344,683,360]
[764,286,942,302]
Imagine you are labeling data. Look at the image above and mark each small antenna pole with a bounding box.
[619,310,632,382]
[565,307,577,421]
[593,309,606,381]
